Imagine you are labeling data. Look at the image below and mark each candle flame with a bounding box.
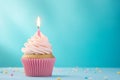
[36,16,40,28]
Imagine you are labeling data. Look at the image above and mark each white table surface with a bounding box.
[0,67,120,80]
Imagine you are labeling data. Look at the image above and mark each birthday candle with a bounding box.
[36,16,41,36]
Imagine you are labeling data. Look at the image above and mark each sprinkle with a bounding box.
[13,70,15,72]
[84,69,89,73]
[95,68,102,73]
[117,71,120,75]
[84,76,88,79]
[104,76,108,80]
[98,70,102,73]
[3,70,8,74]
[14,68,19,72]
[84,70,88,73]
[95,67,99,71]
[88,77,93,80]
[12,68,19,72]
[85,68,90,73]
[72,67,79,72]
[56,77,61,80]
[10,73,14,77]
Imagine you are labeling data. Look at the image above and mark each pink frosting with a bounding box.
[22,32,52,54]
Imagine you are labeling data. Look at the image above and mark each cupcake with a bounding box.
[21,32,55,77]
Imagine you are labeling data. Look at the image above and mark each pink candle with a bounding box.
[37,29,41,37]
[36,16,41,37]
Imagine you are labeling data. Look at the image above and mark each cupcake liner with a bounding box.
[22,58,55,76]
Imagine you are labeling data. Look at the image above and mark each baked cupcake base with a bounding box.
[22,54,55,77]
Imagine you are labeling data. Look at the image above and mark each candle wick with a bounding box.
[37,26,40,29]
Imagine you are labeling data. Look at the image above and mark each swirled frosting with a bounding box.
[22,32,52,54]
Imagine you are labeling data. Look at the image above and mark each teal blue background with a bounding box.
[0,0,120,67]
